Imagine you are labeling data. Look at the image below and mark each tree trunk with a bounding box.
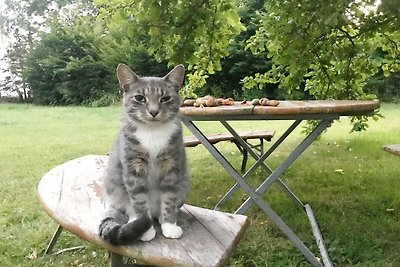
[22,81,28,100]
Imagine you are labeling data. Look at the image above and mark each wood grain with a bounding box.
[179,100,380,117]
[253,100,380,116]
[180,102,253,116]
[183,130,275,147]
[38,155,250,267]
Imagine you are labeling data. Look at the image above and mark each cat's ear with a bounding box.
[164,65,185,88]
[116,64,139,91]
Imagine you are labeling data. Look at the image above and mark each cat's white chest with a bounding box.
[134,122,178,158]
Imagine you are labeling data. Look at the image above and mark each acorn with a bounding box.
[196,95,216,106]
[251,99,260,105]
[221,98,234,106]
[205,98,217,107]
[215,98,224,106]
[260,98,269,106]
[183,99,196,106]
[266,100,280,106]
[195,98,207,106]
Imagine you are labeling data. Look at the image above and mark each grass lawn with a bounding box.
[0,102,399,266]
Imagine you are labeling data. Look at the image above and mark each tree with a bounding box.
[1,40,30,100]
[1,1,33,99]
[95,0,244,97]
[241,0,399,131]
[25,15,116,105]
[96,0,399,100]
[243,0,399,100]
[198,0,273,99]
[99,38,171,79]
[5,0,398,120]
[97,1,398,98]
[364,71,400,103]
[0,0,95,100]
[198,0,311,101]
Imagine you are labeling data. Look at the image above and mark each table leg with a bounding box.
[220,116,334,267]
[305,204,333,267]
[183,120,324,267]
[231,140,248,173]
[236,118,334,214]
[43,225,85,256]
[44,225,63,255]
[225,118,334,266]
[216,120,304,208]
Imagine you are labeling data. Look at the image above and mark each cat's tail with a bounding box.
[98,209,152,245]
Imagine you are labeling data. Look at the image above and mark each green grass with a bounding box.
[0,103,399,266]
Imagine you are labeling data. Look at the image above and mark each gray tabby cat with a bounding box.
[98,64,189,245]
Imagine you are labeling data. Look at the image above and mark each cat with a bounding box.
[98,63,189,245]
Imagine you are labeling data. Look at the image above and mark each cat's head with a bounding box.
[116,64,185,124]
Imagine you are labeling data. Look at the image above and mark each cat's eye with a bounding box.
[134,95,146,102]
[160,96,172,103]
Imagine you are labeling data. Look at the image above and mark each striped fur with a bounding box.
[98,64,189,245]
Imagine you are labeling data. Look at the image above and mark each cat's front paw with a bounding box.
[161,223,183,239]
[140,225,156,242]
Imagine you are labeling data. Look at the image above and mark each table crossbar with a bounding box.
[236,118,335,214]
[183,119,326,267]
[215,119,305,209]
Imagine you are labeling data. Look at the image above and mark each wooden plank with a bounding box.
[183,130,275,147]
[174,208,230,266]
[38,155,249,267]
[180,102,253,117]
[184,205,250,252]
[253,100,380,116]
[383,144,400,157]
[180,100,379,118]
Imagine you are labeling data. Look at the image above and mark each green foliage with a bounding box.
[3,0,399,122]
[95,0,244,97]
[244,0,399,100]
[364,71,400,103]
[0,0,96,100]
[99,38,170,78]
[242,0,399,132]
[25,16,116,105]
[197,0,271,99]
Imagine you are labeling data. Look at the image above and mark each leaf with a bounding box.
[149,2,162,20]
[325,14,338,26]
[224,9,242,28]
[93,0,107,6]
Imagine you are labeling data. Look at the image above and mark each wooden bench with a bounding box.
[184,130,275,172]
[383,144,400,157]
[38,155,250,267]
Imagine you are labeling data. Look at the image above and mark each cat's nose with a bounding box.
[149,111,159,118]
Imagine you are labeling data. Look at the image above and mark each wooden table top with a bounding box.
[180,100,380,118]
[38,155,249,266]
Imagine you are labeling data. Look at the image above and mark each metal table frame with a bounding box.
[182,113,339,267]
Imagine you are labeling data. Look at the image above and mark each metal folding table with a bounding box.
[180,100,380,267]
